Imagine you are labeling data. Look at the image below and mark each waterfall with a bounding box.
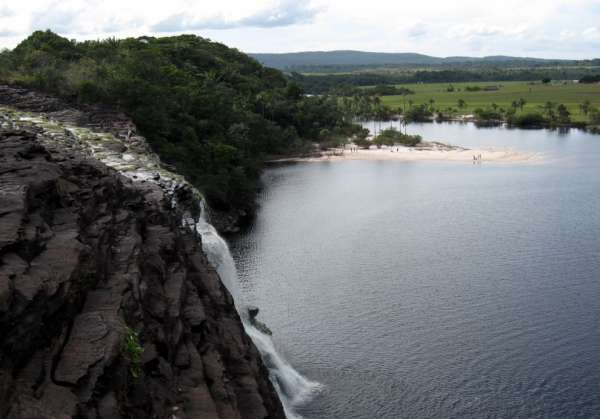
[195,203,322,418]
[11,109,321,418]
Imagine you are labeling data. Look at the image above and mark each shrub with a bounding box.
[122,326,144,379]
[589,108,600,124]
[509,112,547,127]
[473,107,503,121]
[374,128,422,147]
[404,104,433,122]
[579,75,600,84]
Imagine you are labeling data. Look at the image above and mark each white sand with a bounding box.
[285,144,539,164]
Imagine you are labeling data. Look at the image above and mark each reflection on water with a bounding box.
[231,123,600,418]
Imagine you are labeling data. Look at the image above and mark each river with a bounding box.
[230,122,600,418]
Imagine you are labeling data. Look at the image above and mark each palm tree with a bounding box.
[400,117,408,135]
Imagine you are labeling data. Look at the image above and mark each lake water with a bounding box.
[230,122,600,418]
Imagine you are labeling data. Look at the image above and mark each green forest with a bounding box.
[0,31,356,216]
[290,68,600,94]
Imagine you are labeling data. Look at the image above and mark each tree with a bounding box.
[352,127,371,149]
[580,100,591,116]
[556,104,571,124]
[457,99,466,110]
[404,104,433,122]
[374,128,421,148]
[541,101,557,120]
[0,31,359,217]
[589,107,600,124]
[517,98,527,111]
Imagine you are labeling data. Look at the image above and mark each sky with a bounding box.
[0,0,599,58]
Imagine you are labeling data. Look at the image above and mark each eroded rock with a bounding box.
[0,128,285,419]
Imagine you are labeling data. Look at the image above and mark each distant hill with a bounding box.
[250,50,579,71]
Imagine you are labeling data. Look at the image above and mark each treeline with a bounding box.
[579,74,600,83]
[339,89,600,129]
[286,60,600,74]
[332,84,414,96]
[290,68,600,94]
[0,31,356,217]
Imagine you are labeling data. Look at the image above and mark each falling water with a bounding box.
[2,108,320,418]
[195,203,322,418]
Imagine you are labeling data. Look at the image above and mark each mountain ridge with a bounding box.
[250,50,583,70]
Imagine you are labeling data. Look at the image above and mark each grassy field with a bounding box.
[379,81,600,122]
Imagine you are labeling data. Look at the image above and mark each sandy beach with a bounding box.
[274,142,539,164]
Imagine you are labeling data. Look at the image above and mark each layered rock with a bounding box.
[0,85,247,234]
[0,127,285,418]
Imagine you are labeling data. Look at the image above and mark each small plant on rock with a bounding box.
[122,326,144,379]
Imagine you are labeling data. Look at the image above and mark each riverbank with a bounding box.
[270,142,538,164]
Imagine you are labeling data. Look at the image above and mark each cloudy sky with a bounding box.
[1,0,599,58]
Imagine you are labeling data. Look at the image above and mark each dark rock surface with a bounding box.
[0,85,247,234]
[0,128,285,419]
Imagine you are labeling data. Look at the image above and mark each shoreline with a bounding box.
[368,114,599,132]
[268,142,539,164]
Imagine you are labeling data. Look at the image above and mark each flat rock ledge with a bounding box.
[0,127,285,419]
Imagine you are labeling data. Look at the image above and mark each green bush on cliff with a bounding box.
[122,326,143,379]
[0,31,355,215]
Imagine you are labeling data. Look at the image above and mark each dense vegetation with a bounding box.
[373,128,422,147]
[378,81,600,123]
[0,31,356,217]
[579,74,600,84]
[290,68,600,94]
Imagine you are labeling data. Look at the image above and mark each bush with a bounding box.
[122,326,144,379]
[353,137,371,149]
[473,107,503,121]
[374,128,422,147]
[589,108,600,124]
[579,75,600,84]
[509,112,547,127]
[404,104,433,122]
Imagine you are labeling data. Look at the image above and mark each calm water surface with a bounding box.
[230,122,600,418]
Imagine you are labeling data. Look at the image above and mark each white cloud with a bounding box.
[152,1,321,32]
[0,0,598,58]
[582,27,600,39]
[0,6,14,17]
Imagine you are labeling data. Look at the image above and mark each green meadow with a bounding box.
[379,81,600,121]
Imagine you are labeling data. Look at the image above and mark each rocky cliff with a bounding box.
[0,85,244,234]
[0,124,285,418]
